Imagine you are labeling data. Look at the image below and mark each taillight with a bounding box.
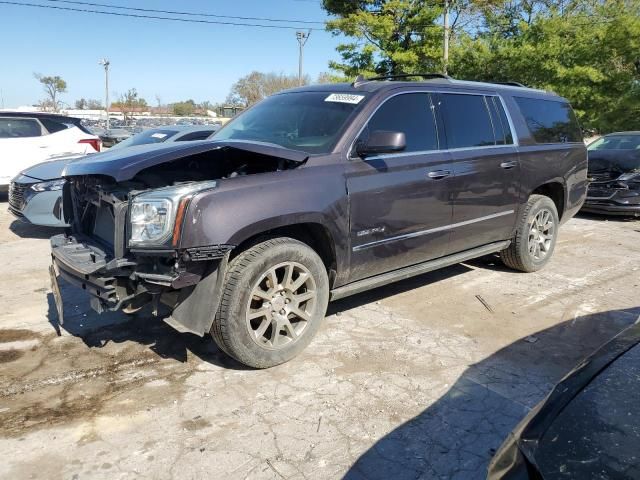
[79,138,101,152]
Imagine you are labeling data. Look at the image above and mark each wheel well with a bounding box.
[532,182,565,219]
[231,223,338,286]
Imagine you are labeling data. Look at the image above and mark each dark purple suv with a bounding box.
[49,74,588,368]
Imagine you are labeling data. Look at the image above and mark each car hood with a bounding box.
[20,155,87,181]
[588,150,640,175]
[62,140,309,182]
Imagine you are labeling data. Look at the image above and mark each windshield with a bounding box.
[111,129,178,150]
[588,135,640,151]
[213,91,367,154]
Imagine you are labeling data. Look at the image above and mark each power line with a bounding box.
[0,1,328,30]
[40,0,327,25]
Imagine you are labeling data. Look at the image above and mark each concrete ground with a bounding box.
[0,203,638,480]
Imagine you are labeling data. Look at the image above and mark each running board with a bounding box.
[330,240,510,301]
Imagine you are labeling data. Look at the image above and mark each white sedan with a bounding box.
[0,112,100,191]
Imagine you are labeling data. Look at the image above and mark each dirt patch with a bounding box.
[0,329,40,343]
[0,350,24,363]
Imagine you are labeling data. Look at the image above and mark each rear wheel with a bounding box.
[500,194,559,272]
[211,237,329,368]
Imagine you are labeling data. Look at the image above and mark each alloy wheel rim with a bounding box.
[246,262,317,350]
[528,208,555,260]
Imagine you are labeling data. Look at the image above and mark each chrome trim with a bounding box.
[352,210,515,252]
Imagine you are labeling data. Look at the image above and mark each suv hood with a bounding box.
[62,140,309,182]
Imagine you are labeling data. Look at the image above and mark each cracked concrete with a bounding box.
[0,204,638,480]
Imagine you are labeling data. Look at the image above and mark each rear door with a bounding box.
[346,91,454,281]
[0,117,48,185]
[436,93,521,254]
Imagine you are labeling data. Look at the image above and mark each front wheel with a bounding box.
[500,194,559,273]
[211,237,329,368]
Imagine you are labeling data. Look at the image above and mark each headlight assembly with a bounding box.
[31,179,66,192]
[128,180,217,248]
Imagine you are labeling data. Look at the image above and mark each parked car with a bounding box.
[9,126,220,226]
[49,74,587,368]
[488,320,640,479]
[0,112,100,191]
[99,128,132,148]
[582,131,640,216]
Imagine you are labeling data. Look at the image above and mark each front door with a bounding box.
[346,92,454,282]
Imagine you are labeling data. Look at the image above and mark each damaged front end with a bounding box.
[583,152,640,216]
[50,141,305,334]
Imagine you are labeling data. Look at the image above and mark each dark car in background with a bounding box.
[488,320,640,480]
[583,132,640,216]
[9,125,221,226]
[49,74,587,368]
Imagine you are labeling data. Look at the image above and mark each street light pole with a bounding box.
[296,30,311,86]
[99,58,110,130]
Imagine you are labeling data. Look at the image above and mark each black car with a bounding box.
[50,74,588,368]
[583,132,640,216]
[488,321,640,479]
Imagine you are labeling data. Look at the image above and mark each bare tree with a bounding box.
[112,88,148,124]
[226,71,309,107]
[34,73,67,112]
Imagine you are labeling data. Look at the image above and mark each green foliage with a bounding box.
[322,0,640,133]
[227,71,309,106]
[172,99,197,116]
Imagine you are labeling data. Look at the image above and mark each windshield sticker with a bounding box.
[151,133,168,139]
[325,93,365,104]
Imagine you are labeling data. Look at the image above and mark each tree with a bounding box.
[34,73,67,112]
[226,71,309,107]
[172,99,196,116]
[111,88,148,123]
[75,98,103,110]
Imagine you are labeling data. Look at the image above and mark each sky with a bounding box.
[0,0,344,108]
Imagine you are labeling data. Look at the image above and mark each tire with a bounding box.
[500,194,559,273]
[211,237,329,368]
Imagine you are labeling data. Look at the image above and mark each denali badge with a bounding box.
[357,226,386,237]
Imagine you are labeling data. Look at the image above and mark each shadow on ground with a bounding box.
[343,306,640,480]
[9,219,64,239]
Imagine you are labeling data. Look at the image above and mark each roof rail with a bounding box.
[495,81,527,88]
[353,73,451,87]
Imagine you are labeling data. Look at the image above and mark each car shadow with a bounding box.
[342,306,640,480]
[9,219,64,239]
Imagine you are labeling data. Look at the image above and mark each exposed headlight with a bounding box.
[128,181,217,247]
[31,179,66,192]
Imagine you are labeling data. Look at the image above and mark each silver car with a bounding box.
[8,125,220,226]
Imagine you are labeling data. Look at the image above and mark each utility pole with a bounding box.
[99,58,110,130]
[443,0,450,75]
[296,30,311,86]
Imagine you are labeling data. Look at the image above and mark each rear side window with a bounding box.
[175,130,214,141]
[514,97,582,143]
[439,94,496,148]
[0,118,42,138]
[40,118,71,134]
[366,93,438,152]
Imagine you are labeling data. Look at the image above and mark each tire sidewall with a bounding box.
[518,196,559,272]
[220,240,329,368]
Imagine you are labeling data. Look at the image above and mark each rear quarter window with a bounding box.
[0,118,42,138]
[40,118,71,134]
[514,97,582,144]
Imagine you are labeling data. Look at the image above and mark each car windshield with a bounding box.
[588,135,640,151]
[212,91,368,154]
[111,129,178,149]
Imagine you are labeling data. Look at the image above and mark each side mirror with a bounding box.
[356,130,406,157]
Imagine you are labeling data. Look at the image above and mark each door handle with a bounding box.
[427,170,451,180]
[500,161,518,169]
